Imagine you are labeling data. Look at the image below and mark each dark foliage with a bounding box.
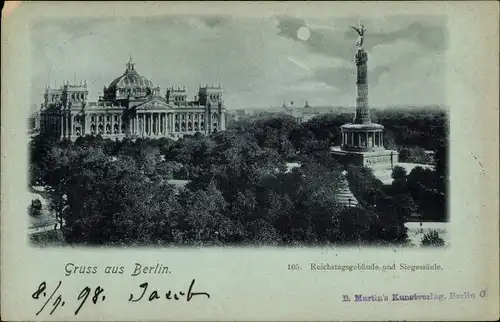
[29,107,447,246]
[421,230,445,247]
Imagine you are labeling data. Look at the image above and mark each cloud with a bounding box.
[275,15,448,61]
[30,15,447,111]
[287,57,311,73]
[200,16,233,28]
[284,81,339,92]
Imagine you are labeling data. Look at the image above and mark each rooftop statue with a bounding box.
[350,22,367,48]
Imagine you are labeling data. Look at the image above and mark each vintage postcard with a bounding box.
[1,1,499,321]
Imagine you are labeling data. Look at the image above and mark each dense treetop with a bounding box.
[29,106,448,246]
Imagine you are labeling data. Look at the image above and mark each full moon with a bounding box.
[297,26,310,41]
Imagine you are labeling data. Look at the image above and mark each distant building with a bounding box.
[39,57,227,141]
[280,101,333,124]
[28,110,40,131]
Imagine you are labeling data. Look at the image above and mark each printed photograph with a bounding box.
[27,15,449,248]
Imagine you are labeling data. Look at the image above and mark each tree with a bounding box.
[289,127,315,153]
[399,146,432,164]
[391,165,407,180]
[383,130,398,150]
[29,164,42,187]
[49,191,66,230]
[337,206,374,244]
[433,140,448,199]
[369,194,410,245]
[346,166,384,207]
[176,181,240,245]
[27,106,448,247]
[421,230,445,247]
[138,146,161,176]
[406,166,445,222]
[156,161,183,180]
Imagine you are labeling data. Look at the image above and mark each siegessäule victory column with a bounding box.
[331,22,399,169]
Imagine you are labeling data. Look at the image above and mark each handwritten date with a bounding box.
[32,281,106,316]
[32,279,210,316]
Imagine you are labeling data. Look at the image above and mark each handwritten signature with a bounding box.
[32,279,210,316]
[128,279,210,302]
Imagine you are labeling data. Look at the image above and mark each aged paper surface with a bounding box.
[1,1,499,321]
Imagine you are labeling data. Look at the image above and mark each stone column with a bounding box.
[85,115,90,135]
[220,112,226,131]
[119,115,123,135]
[134,114,137,135]
[365,132,369,147]
[166,113,169,133]
[156,113,159,135]
[138,114,142,135]
[69,113,73,137]
[159,113,162,134]
[357,132,361,147]
[139,114,143,135]
[157,113,161,135]
[147,113,149,135]
[148,113,152,135]
[204,112,208,134]
[60,115,64,138]
[153,113,156,135]
[64,111,69,138]
[354,49,370,124]
[163,113,167,134]
[73,115,77,136]
[111,114,115,136]
[151,113,154,135]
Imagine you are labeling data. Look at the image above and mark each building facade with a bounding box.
[39,58,227,140]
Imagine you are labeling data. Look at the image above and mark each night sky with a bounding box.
[31,15,447,111]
